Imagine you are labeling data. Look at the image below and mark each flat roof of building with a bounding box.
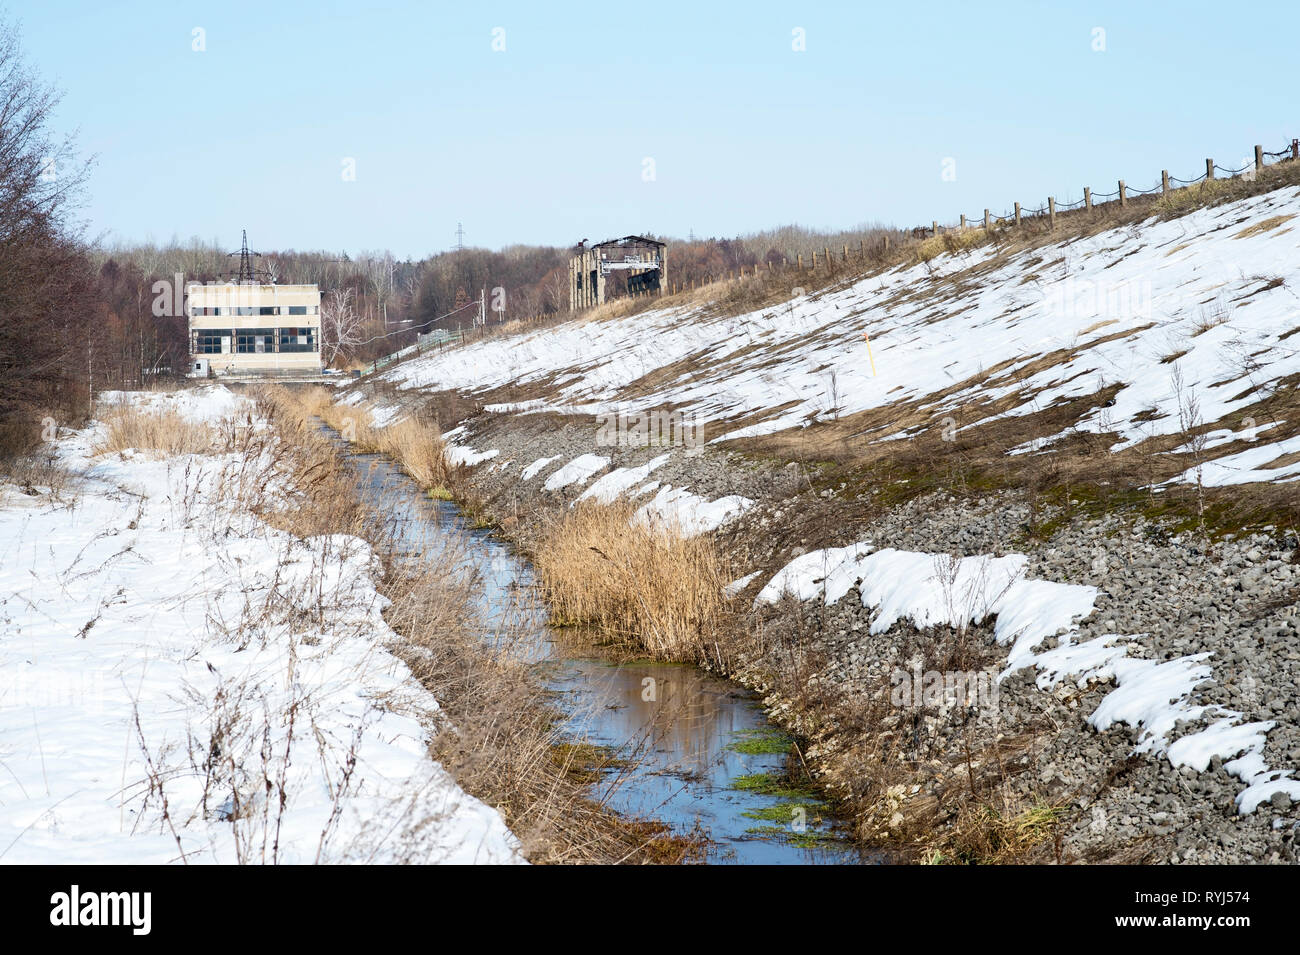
[187,282,319,292]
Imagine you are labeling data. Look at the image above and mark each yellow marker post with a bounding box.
[862,331,877,376]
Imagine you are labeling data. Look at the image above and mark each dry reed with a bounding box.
[94,406,218,456]
[531,501,732,663]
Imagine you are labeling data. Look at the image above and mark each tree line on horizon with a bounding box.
[0,15,901,455]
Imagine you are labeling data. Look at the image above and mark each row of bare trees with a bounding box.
[0,11,906,451]
[0,20,204,454]
[0,21,96,453]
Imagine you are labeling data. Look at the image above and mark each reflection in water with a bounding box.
[338,444,867,864]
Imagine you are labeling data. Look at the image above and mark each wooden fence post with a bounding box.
[1162,170,1170,196]
[1206,158,1215,181]
[1048,197,1056,230]
[1084,187,1092,211]
[859,239,865,259]
[797,253,803,271]
[1119,180,1127,207]
[811,252,817,269]
[1014,202,1021,227]
[1293,139,1299,161]
[1255,145,1264,173]
[960,214,967,231]
[883,235,890,253]
[823,246,830,266]
[984,208,991,230]
[932,220,939,236]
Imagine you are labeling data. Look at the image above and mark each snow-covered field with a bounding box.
[369,183,1300,487]
[0,387,521,864]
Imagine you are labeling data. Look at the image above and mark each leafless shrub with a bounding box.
[1171,365,1209,526]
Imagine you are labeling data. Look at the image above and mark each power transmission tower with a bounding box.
[455,222,465,252]
[227,230,266,282]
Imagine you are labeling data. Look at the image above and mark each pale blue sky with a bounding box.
[16,0,1300,258]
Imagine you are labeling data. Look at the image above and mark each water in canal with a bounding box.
[337,441,869,864]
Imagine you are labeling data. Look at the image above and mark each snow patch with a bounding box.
[446,445,500,467]
[757,540,1296,814]
[521,456,558,481]
[543,454,610,490]
[633,486,754,536]
[575,454,672,504]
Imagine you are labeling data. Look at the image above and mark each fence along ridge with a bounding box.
[926,137,1300,236]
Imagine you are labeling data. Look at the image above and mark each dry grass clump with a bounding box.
[382,560,690,864]
[913,227,993,263]
[532,501,732,663]
[94,405,218,456]
[292,385,335,419]
[242,387,376,539]
[1233,212,1296,240]
[377,416,452,489]
[1154,176,1236,215]
[0,450,76,498]
[929,798,1066,864]
[301,391,457,494]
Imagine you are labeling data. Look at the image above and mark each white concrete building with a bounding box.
[186,282,322,376]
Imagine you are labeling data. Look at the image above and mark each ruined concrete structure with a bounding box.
[569,235,666,310]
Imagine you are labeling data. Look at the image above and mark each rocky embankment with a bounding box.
[399,403,1300,864]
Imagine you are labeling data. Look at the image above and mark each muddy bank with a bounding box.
[403,405,1300,864]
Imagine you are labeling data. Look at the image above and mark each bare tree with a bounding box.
[0,22,88,246]
[0,18,96,452]
[543,267,569,315]
[1171,364,1209,526]
[320,287,361,367]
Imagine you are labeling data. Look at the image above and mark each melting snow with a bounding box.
[575,454,672,504]
[521,456,559,480]
[757,540,1297,814]
[543,454,610,490]
[633,486,754,536]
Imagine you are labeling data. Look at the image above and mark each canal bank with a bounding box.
[322,423,871,864]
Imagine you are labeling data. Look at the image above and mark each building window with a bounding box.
[193,329,230,354]
[259,306,279,316]
[278,327,317,352]
[235,328,276,353]
[288,305,307,315]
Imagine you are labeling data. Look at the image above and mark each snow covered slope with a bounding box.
[371,184,1300,486]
